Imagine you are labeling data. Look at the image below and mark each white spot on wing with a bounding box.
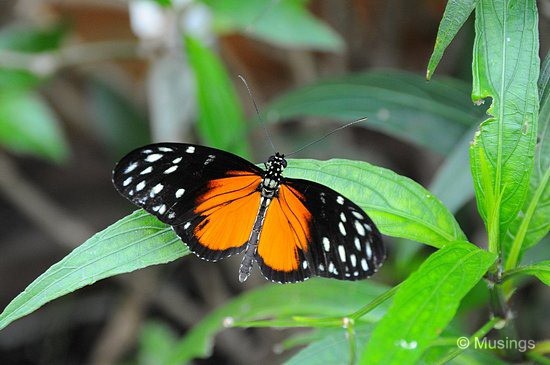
[158,147,173,152]
[328,262,335,274]
[183,222,191,230]
[164,165,178,174]
[136,181,146,191]
[336,195,344,205]
[361,258,369,271]
[123,177,132,186]
[158,204,167,214]
[152,183,164,195]
[340,212,347,222]
[322,237,330,251]
[350,254,357,267]
[366,243,372,259]
[146,153,163,162]
[168,212,175,219]
[355,220,366,236]
[186,146,195,153]
[175,188,185,198]
[339,222,346,236]
[338,245,346,262]
[354,237,361,251]
[124,162,138,174]
[140,166,153,175]
[352,211,364,219]
[318,264,324,271]
[302,261,308,269]
[172,157,182,164]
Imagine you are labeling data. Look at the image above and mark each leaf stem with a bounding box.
[433,316,503,365]
[349,283,400,320]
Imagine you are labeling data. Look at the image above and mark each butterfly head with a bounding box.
[262,152,287,196]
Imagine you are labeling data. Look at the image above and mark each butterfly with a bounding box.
[112,143,385,283]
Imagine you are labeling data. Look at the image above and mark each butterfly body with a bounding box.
[113,143,385,283]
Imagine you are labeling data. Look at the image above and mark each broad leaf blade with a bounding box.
[507,261,550,286]
[470,0,540,245]
[0,92,68,162]
[0,210,187,331]
[426,0,476,80]
[286,159,466,248]
[185,36,250,158]
[204,0,343,52]
[360,241,496,365]
[266,71,481,155]
[503,50,550,266]
[168,280,388,364]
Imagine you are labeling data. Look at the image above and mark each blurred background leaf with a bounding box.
[203,0,343,51]
[0,91,68,162]
[266,71,483,155]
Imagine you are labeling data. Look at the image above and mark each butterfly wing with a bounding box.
[255,178,385,283]
[113,143,264,261]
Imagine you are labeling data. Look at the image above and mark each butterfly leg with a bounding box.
[238,196,272,282]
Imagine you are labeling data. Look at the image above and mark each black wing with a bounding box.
[281,178,385,281]
[112,143,264,260]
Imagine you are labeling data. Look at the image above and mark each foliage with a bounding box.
[0,0,547,364]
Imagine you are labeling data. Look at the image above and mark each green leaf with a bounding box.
[426,0,476,80]
[470,0,540,249]
[503,261,550,286]
[266,71,481,155]
[0,91,68,162]
[360,241,497,365]
[167,280,388,364]
[154,0,172,7]
[285,159,466,248]
[203,0,343,52]
[138,321,179,365]
[429,126,476,213]
[0,23,67,52]
[285,325,372,365]
[0,210,187,331]
[0,69,41,93]
[88,78,150,157]
[184,36,250,158]
[503,50,550,268]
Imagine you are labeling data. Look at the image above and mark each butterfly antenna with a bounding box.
[286,117,368,157]
[238,75,277,153]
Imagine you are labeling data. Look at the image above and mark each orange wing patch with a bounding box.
[257,185,312,272]
[193,173,262,251]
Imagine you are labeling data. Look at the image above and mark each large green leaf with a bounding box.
[360,241,496,365]
[426,0,476,79]
[469,0,540,249]
[185,36,250,158]
[203,0,343,52]
[285,159,466,248]
[266,71,481,155]
[167,280,388,364]
[503,51,550,268]
[0,91,68,162]
[0,210,187,331]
